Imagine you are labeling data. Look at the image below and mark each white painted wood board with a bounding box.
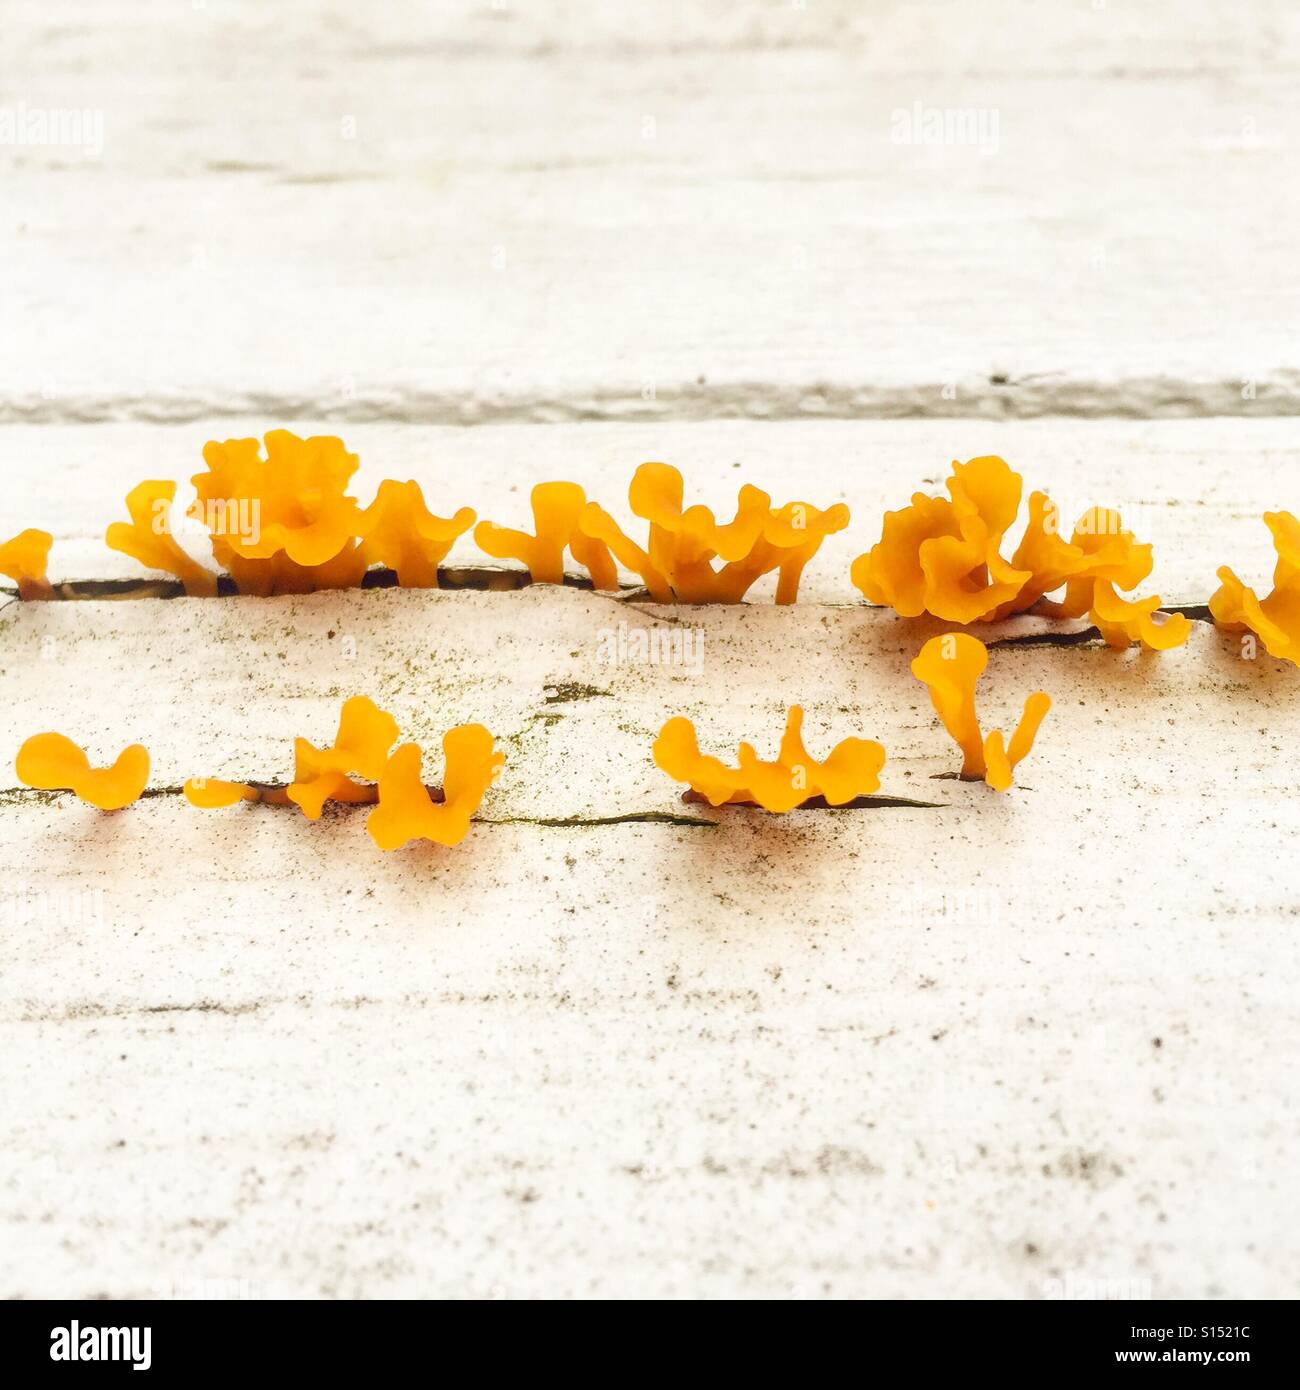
[4,2,1300,420]
[1,588,1297,1298]
[3,417,1294,606]
[2,0,1298,1304]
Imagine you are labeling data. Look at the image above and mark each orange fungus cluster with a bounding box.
[851,456,1189,651]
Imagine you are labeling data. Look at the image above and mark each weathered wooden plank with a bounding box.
[17,0,1297,68]
[4,0,1298,1305]
[3,494,1297,1298]
[4,4,1300,418]
[3,587,1295,814]
[3,417,1294,604]
[1,783,1295,1297]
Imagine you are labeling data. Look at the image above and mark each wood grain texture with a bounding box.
[3,0,1298,1302]
[4,2,1300,420]
[1,587,1297,1296]
[1,586,1294,813]
[3,416,1293,604]
[2,803,1294,1300]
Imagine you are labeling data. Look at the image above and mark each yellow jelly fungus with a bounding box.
[0,528,54,600]
[115,434,478,595]
[852,456,1030,622]
[183,778,260,808]
[192,430,369,595]
[652,705,886,812]
[286,695,401,820]
[105,480,220,597]
[359,479,476,588]
[853,460,1188,650]
[184,704,503,847]
[16,733,150,810]
[1083,581,1191,651]
[1002,499,1150,612]
[580,463,849,604]
[911,633,1050,792]
[474,481,619,589]
[1209,510,1300,666]
[1027,507,1190,650]
[367,726,505,850]
[856,458,1190,647]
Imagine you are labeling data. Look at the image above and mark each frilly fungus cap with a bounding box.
[17,733,150,810]
[581,463,848,604]
[654,705,886,812]
[1210,511,1300,666]
[0,528,54,600]
[853,457,1189,650]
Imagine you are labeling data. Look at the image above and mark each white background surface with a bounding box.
[1,1,1297,1299]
